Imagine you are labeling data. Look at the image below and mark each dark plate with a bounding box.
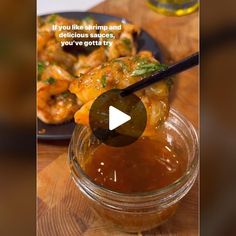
[37,12,163,140]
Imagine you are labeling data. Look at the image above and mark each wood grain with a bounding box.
[37,0,199,235]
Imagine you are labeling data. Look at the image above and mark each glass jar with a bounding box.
[147,0,199,16]
[68,108,199,232]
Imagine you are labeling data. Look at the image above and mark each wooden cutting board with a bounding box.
[37,0,199,235]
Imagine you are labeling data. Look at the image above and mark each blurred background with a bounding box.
[0,0,235,235]
[0,0,36,235]
[201,0,236,235]
[37,0,104,15]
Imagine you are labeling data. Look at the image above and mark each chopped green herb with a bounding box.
[84,16,93,22]
[122,38,132,51]
[44,77,56,85]
[38,62,45,75]
[109,31,114,37]
[61,92,70,98]
[37,62,45,81]
[131,61,168,77]
[48,14,58,23]
[101,75,107,88]
[106,31,114,40]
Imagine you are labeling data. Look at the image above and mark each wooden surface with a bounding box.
[37,0,199,235]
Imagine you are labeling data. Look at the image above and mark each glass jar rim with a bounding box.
[69,107,199,199]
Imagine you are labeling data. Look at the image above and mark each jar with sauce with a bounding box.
[68,108,199,232]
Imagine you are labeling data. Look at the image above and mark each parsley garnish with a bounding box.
[48,14,58,23]
[61,92,70,98]
[101,75,107,88]
[84,16,93,22]
[38,62,45,75]
[131,59,168,77]
[44,77,56,85]
[37,62,45,81]
[106,31,114,40]
[122,38,132,51]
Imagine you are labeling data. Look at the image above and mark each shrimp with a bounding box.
[102,22,140,60]
[37,15,170,131]
[37,31,54,54]
[37,15,61,55]
[73,21,140,76]
[73,48,107,76]
[69,53,172,135]
[37,65,81,124]
[37,15,78,71]
[38,15,101,72]
[38,39,77,72]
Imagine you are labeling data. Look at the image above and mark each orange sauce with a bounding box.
[83,136,187,193]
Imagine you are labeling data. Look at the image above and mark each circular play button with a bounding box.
[89,89,147,147]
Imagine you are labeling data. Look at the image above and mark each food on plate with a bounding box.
[37,65,81,124]
[37,14,171,129]
[38,40,77,72]
[73,47,107,76]
[37,14,143,125]
[73,21,140,76]
[101,21,140,60]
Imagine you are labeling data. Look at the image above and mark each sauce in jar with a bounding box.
[69,109,198,232]
[83,136,188,193]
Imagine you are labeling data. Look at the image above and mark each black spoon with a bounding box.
[121,52,199,96]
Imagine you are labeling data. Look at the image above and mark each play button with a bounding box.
[109,106,131,131]
[89,89,147,147]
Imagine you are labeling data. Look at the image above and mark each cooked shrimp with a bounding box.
[40,64,75,82]
[37,14,165,129]
[37,15,61,55]
[37,18,54,55]
[81,16,99,35]
[37,15,79,71]
[38,39,77,71]
[37,31,54,54]
[73,21,140,75]
[37,65,81,124]
[69,53,171,134]
[38,15,100,71]
[74,100,94,125]
[102,22,140,60]
[73,47,107,76]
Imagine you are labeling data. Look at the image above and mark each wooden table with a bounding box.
[38,0,199,235]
